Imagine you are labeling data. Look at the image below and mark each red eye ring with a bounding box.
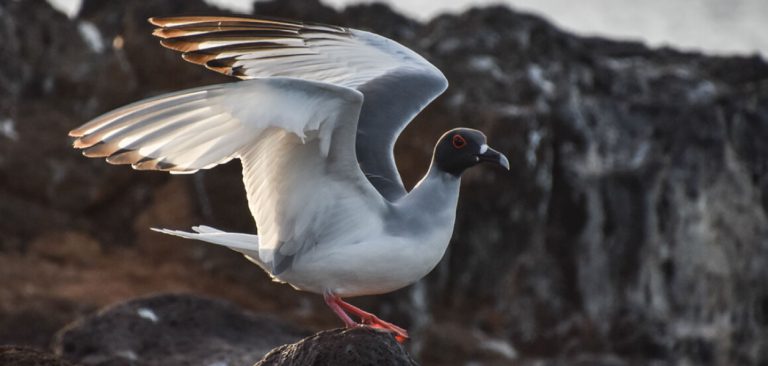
[451,134,467,149]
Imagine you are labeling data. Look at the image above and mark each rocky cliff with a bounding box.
[1,0,766,365]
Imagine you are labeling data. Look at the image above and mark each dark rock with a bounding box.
[255,327,418,366]
[1,0,768,365]
[0,297,88,350]
[0,346,73,366]
[253,0,343,25]
[55,294,308,366]
[412,6,768,366]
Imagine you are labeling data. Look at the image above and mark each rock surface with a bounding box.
[0,346,73,366]
[55,294,308,366]
[256,327,418,366]
[1,0,767,365]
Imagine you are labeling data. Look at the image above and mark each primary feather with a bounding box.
[72,76,384,273]
[148,15,448,200]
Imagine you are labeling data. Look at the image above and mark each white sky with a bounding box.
[48,0,768,57]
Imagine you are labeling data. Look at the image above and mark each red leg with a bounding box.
[334,296,410,342]
[323,291,357,328]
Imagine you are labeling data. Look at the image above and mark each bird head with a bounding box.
[433,128,510,176]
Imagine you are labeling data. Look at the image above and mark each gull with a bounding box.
[69,15,509,341]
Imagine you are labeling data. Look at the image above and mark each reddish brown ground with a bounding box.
[0,231,339,349]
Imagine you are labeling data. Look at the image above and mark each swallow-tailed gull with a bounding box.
[69,15,509,341]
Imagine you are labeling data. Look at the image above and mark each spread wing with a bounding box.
[70,78,387,272]
[150,16,448,201]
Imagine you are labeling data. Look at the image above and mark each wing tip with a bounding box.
[159,39,197,52]
[182,52,213,65]
[149,15,289,27]
[151,28,166,38]
[72,138,90,149]
[204,58,237,75]
[69,128,86,138]
[82,149,108,159]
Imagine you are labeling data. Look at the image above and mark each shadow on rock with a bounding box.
[54,293,309,366]
[0,346,73,366]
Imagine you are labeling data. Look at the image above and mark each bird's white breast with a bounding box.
[273,166,461,298]
[276,209,456,298]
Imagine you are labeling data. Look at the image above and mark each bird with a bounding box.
[69,15,509,342]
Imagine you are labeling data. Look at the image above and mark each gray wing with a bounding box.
[149,16,448,201]
[354,65,447,200]
[71,77,388,274]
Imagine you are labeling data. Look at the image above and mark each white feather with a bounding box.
[73,77,387,274]
[152,226,269,273]
[71,78,362,172]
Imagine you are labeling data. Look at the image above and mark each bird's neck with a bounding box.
[401,162,461,215]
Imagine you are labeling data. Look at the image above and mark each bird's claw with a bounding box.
[359,314,409,343]
[325,292,409,343]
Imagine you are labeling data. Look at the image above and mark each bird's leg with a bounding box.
[322,291,409,343]
[335,297,410,342]
[323,291,357,328]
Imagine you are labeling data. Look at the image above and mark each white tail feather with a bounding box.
[152,226,260,259]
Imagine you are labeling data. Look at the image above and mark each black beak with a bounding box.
[476,146,510,170]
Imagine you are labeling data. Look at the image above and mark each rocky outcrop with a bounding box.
[255,327,418,366]
[1,0,767,365]
[55,294,308,366]
[52,294,417,366]
[0,346,72,366]
[415,8,768,366]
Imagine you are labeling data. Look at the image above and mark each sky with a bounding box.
[48,0,768,57]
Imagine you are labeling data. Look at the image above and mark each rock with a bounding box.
[0,0,166,249]
[412,7,768,366]
[0,296,88,350]
[255,327,418,366]
[131,179,197,261]
[55,294,309,366]
[419,322,517,365]
[0,346,73,366]
[2,0,768,365]
[27,231,102,264]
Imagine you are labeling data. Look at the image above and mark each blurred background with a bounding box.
[1,0,767,365]
[50,0,768,56]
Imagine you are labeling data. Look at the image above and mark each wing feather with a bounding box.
[150,16,448,200]
[71,78,386,274]
[71,77,362,173]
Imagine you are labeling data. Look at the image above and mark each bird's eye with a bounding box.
[451,134,467,149]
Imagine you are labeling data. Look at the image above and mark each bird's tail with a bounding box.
[152,225,266,268]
